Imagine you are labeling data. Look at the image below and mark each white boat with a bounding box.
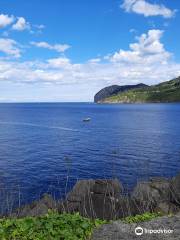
[83,118,91,122]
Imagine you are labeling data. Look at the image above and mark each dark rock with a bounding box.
[59,179,155,220]
[66,179,123,202]
[61,194,152,220]
[79,192,116,220]
[66,179,95,202]
[92,179,122,197]
[155,201,180,215]
[14,194,57,217]
[80,195,152,220]
[59,179,124,220]
[171,173,180,205]
[94,84,148,103]
[115,197,153,218]
[132,178,171,208]
[10,174,180,221]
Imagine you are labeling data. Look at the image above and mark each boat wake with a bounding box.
[0,121,80,132]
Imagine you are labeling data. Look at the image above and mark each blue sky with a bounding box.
[0,0,180,102]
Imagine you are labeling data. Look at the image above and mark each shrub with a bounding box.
[0,211,106,240]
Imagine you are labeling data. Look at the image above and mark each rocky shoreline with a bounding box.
[11,173,180,220]
[3,172,179,239]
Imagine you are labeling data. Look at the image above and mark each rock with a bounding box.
[59,179,123,219]
[60,177,179,220]
[92,179,122,197]
[18,202,48,217]
[79,191,116,220]
[66,179,123,202]
[155,201,180,215]
[14,193,57,217]
[171,173,180,205]
[66,179,95,202]
[115,197,152,218]
[92,215,180,240]
[60,178,153,220]
[9,174,180,221]
[131,178,171,209]
[79,195,151,220]
[39,193,57,209]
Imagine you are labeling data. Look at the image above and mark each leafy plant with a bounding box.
[0,211,106,240]
[122,212,163,224]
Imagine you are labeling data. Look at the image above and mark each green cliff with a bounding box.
[95,76,180,103]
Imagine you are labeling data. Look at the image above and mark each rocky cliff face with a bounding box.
[94,84,148,103]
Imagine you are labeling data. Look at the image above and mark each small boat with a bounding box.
[83,117,91,122]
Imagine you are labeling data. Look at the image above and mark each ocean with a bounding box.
[0,103,180,209]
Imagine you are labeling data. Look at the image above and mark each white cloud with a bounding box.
[0,14,14,28]
[0,13,44,34]
[121,0,175,18]
[12,17,30,31]
[47,57,71,68]
[0,29,180,101]
[0,38,21,58]
[111,29,170,64]
[31,41,71,53]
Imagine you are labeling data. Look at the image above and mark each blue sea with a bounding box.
[0,103,180,209]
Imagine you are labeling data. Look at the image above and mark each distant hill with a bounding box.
[94,77,180,103]
[94,83,148,103]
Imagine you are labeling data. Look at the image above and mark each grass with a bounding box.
[122,212,163,224]
[0,211,106,240]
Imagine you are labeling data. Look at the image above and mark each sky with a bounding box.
[0,0,180,102]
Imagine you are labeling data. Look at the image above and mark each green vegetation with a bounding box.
[122,212,163,224]
[0,211,106,240]
[0,210,170,239]
[103,77,180,103]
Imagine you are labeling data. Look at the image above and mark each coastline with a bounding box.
[1,173,180,239]
[95,100,180,104]
[7,172,180,219]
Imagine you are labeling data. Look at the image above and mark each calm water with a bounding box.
[0,103,180,208]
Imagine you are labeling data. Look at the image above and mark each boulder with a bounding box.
[59,179,123,220]
[115,197,152,218]
[59,179,154,220]
[155,201,180,215]
[66,179,122,201]
[80,195,151,220]
[171,173,180,205]
[131,178,171,209]
[92,179,123,197]
[66,179,95,202]
[14,193,57,217]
